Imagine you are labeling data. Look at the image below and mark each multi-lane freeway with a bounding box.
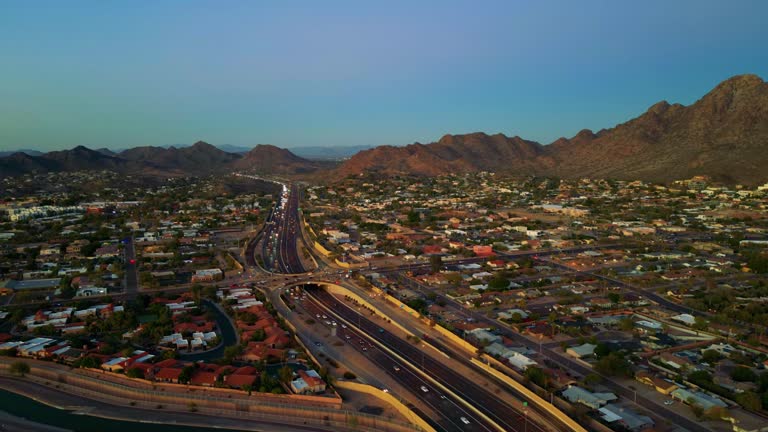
[306,285,547,432]
[259,183,307,274]
[298,291,484,432]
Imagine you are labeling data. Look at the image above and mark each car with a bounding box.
[381,388,389,393]
[393,366,401,372]
[664,400,674,406]
[420,386,429,393]
[332,321,337,326]
[460,417,470,424]
[362,347,367,351]
[345,335,351,340]
[341,324,347,329]
[314,342,322,347]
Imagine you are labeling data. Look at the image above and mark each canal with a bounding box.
[0,388,226,432]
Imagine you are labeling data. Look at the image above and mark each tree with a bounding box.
[607,292,621,303]
[701,350,722,364]
[250,329,266,342]
[583,373,601,387]
[9,361,30,376]
[178,365,195,385]
[693,316,709,331]
[191,284,203,303]
[524,366,549,388]
[429,255,442,274]
[595,353,632,377]
[731,366,757,382]
[278,365,293,384]
[75,356,101,369]
[618,318,635,332]
[223,344,243,364]
[736,391,761,411]
[126,367,145,379]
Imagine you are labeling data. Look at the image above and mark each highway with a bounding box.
[307,286,545,432]
[299,292,486,432]
[259,183,307,274]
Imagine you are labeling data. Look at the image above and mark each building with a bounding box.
[566,343,596,359]
[191,268,223,283]
[561,386,617,409]
[291,369,326,395]
[598,404,654,431]
[635,371,678,395]
[671,388,727,411]
[5,279,62,292]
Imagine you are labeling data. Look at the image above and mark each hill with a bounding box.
[336,74,768,184]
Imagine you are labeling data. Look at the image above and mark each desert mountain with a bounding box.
[231,144,322,174]
[0,141,318,178]
[540,74,768,183]
[0,152,60,177]
[336,74,768,184]
[335,133,544,178]
[119,141,241,174]
[2,75,765,184]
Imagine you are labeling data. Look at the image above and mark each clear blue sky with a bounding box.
[1,1,766,151]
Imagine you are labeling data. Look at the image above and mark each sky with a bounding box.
[1,1,767,152]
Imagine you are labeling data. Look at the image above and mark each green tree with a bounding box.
[126,367,145,379]
[524,366,549,388]
[607,292,621,303]
[701,350,722,364]
[618,318,635,332]
[429,255,442,274]
[9,361,30,376]
[736,391,761,411]
[278,365,293,384]
[731,366,757,382]
[178,365,195,384]
[595,353,632,377]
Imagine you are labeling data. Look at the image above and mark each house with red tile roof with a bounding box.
[155,367,183,383]
[291,369,326,394]
[225,373,257,389]
[190,371,217,387]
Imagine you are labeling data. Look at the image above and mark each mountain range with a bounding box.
[0,142,322,179]
[336,74,768,184]
[1,74,766,184]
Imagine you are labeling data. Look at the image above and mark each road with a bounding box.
[308,286,546,432]
[299,291,486,432]
[123,237,139,299]
[259,183,307,274]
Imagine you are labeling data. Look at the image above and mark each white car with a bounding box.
[664,400,674,406]
[420,386,429,393]
[460,417,470,424]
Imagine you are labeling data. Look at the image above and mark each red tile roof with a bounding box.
[190,371,217,386]
[225,374,256,388]
[155,368,182,380]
